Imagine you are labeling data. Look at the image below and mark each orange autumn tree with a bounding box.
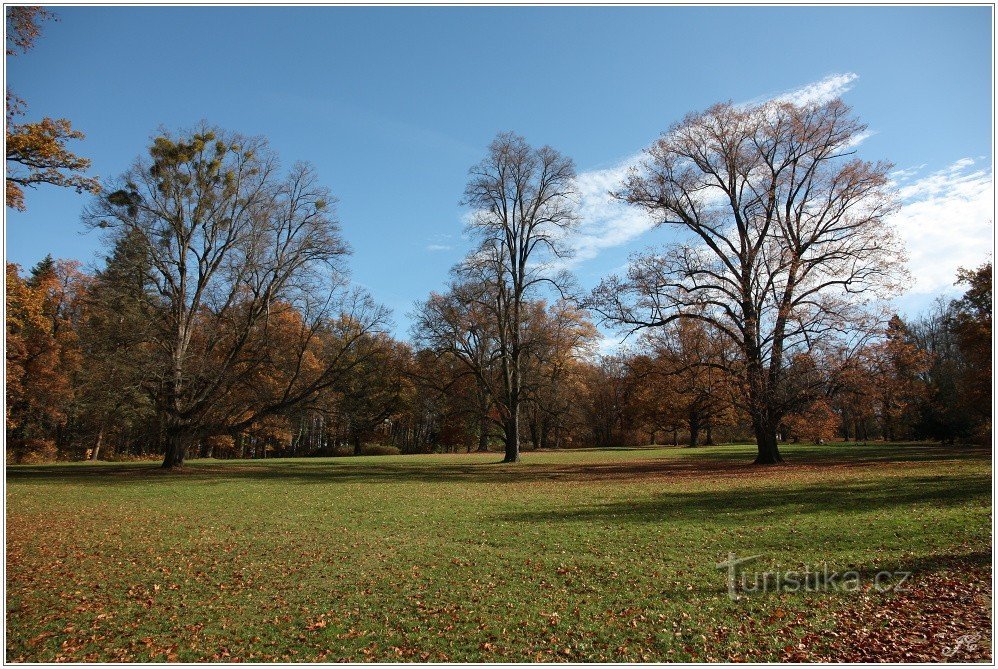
[782,399,839,443]
[6,257,87,461]
[868,316,932,441]
[637,320,739,448]
[628,350,687,446]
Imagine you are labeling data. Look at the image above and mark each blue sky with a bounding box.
[6,6,993,341]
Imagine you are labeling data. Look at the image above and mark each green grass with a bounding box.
[6,442,991,661]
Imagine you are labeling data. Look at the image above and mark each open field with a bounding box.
[6,443,992,662]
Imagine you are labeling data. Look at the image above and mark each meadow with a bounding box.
[6,443,992,662]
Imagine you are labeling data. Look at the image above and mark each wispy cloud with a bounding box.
[890,164,927,181]
[771,72,859,106]
[889,158,993,295]
[596,333,631,356]
[425,233,455,252]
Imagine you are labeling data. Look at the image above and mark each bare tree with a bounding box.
[591,99,903,464]
[459,132,579,462]
[84,124,388,468]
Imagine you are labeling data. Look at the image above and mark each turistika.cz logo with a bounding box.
[716,552,911,600]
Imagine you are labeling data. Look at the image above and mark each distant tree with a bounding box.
[521,300,599,450]
[910,263,994,445]
[398,349,465,453]
[592,98,903,463]
[334,335,410,455]
[583,354,639,448]
[950,263,992,443]
[6,7,98,210]
[628,352,686,446]
[868,316,931,441]
[825,344,874,441]
[412,280,503,453]
[74,229,158,459]
[459,131,579,462]
[5,257,86,461]
[783,399,839,443]
[908,300,968,442]
[638,320,738,448]
[84,125,388,468]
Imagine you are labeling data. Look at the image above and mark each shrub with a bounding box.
[8,438,57,464]
[105,452,162,463]
[331,444,401,457]
[362,444,400,456]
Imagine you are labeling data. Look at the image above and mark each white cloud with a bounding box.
[426,244,452,252]
[889,158,994,295]
[566,156,655,267]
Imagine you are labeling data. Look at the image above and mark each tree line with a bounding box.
[5,248,991,466]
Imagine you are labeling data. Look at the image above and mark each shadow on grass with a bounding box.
[6,443,990,490]
[500,473,991,524]
[865,550,992,574]
[656,550,993,598]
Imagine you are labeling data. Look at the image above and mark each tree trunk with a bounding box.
[503,412,520,463]
[161,428,190,469]
[353,435,362,456]
[477,413,490,452]
[502,336,521,462]
[705,425,714,446]
[753,421,783,464]
[91,428,104,461]
[688,416,701,448]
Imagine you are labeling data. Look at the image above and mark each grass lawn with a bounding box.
[6,442,992,662]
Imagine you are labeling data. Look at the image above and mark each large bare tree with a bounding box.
[84,125,388,468]
[459,132,578,462]
[591,99,904,464]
